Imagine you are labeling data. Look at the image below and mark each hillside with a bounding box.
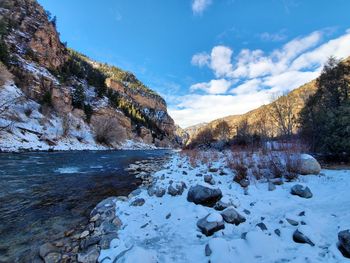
[186,78,319,144]
[0,0,180,151]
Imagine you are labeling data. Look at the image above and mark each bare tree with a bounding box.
[269,93,297,139]
[213,120,230,142]
[92,114,127,146]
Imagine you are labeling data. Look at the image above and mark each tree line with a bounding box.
[188,57,350,158]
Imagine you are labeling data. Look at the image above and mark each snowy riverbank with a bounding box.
[96,151,350,263]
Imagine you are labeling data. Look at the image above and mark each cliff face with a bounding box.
[0,0,179,151]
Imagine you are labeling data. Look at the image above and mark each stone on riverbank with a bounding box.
[187,185,222,207]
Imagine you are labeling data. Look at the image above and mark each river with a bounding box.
[0,149,171,262]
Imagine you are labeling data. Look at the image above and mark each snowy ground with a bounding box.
[99,152,350,263]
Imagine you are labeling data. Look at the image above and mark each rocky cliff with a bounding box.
[0,0,179,151]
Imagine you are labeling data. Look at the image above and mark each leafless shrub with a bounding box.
[93,115,127,146]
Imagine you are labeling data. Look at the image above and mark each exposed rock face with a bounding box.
[0,0,179,150]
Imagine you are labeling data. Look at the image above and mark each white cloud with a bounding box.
[191,52,210,67]
[210,46,233,77]
[171,29,350,128]
[192,0,212,15]
[259,31,287,42]
[190,79,232,94]
[231,79,261,95]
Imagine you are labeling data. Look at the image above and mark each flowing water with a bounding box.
[0,150,171,262]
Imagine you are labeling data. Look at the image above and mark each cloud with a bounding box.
[192,0,212,15]
[210,45,233,77]
[190,79,232,94]
[191,52,210,67]
[259,31,287,42]
[170,29,350,128]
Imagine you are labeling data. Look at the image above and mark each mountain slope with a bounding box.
[187,78,319,144]
[0,0,179,151]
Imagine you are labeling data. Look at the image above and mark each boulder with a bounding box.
[77,245,100,263]
[187,185,222,207]
[293,229,314,246]
[295,154,321,175]
[221,207,246,225]
[197,213,225,236]
[291,184,313,199]
[338,229,350,258]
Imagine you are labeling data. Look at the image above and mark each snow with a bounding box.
[99,151,350,263]
[0,82,162,152]
[206,212,223,223]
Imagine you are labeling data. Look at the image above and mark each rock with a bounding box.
[205,244,212,257]
[80,236,101,250]
[204,174,213,184]
[129,188,142,198]
[297,154,321,175]
[256,222,267,231]
[44,252,62,263]
[243,209,251,215]
[130,198,145,206]
[187,185,222,207]
[196,173,203,177]
[183,171,188,175]
[268,182,276,191]
[39,243,59,259]
[90,197,117,218]
[338,229,350,258]
[286,218,299,226]
[168,184,179,196]
[270,178,284,185]
[239,178,250,188]
[166,213,171,219]
[99,233,118,250]
[90,213,100,223]
[209,168,218,173]
[293,229,315,246]
[77,245,100,263]
[155,187,166,197]
[214,199,232,211]
[197,213,225,236]
[221,207,246,225]
[291,184,313,199]
[80,230,90,239]
[274,229,281,236]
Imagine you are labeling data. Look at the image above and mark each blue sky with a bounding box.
[38,0,350,127]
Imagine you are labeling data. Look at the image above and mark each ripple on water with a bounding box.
[54,167,80,174]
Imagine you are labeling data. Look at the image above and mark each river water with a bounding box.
[0,150,171,262]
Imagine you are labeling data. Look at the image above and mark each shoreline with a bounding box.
[36,153,172,263]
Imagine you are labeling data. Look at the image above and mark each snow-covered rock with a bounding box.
[197,213,225,236]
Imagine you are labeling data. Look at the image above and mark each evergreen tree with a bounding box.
[299,57,350,155]
[72,85,85,109]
